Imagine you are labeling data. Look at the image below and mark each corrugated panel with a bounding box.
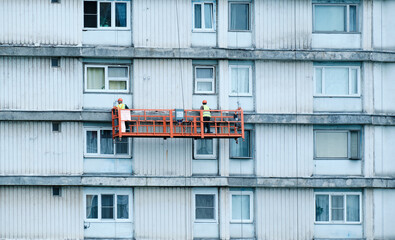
[0,122,83,175]
[256,60,313,113]
[134,187,193,240]
[0,57,83,110]
[256,124,313,177]
[362,0,373,50]
[133,138,192,176]
[133,0,191,48]
[255,0,312,50]
[0,0,81,45]
[256,188,314,240]
[133,59,193,109]
[0,186,83,239]
[218,60,229,110]
[217,0,228,48]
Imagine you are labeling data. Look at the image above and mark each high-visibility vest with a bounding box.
[117,104,125,109]
[202,105,211,117]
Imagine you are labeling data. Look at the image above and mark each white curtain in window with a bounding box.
[204,3,213,29]
[87,68,105,90]
[196,139,213,155]
[316,195,329,221]
[315,6,345,32]
[232,195,250,220]
[109,81,127,90]
[86,195,98,219]
[117,195,129,219]
[325,68,349,95]
[346,195,360,221]
[230,131,250,158]
[231,67,249,94]
[86,131,98,153]
[230,3,249,30]
[316,132,347,158]
[100,130,114,154]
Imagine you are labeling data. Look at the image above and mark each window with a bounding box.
[52,187,61,196]
[194,138,217,159]
[229,65,252,96]
[229,2,250,31]
[315,192,361,223]
[314,130,360,160]
[195,194,217,221]
[85,65,130,92]
[52,122,61,132]
[51,0,60,3]
[86,193,130,220]
[194,66,215,94]
[193,2,215,31]
[313,4,358,33]
[51,58,60,67]
[84,1,129,29]
[230,191,253,223]
[85,128,131,157]
[230,131,251,158]
[315,66,360,96]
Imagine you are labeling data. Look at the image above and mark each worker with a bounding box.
[115,98,130,132]
[200,100,211,133]
[116,98,129,109]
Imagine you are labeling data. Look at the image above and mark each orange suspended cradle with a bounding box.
[111,108,244,139]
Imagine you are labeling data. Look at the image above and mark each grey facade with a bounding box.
[1,0,395,239]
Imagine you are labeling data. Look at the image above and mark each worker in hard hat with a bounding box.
[200,100,211,133]
[116,98,129,109]
[115,98,130,132]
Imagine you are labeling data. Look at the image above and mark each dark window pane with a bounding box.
[84,1,97,28]
[349,5,357,32]
[116,137,129,155]
[230,3,249,30]
[86,195,98,219]
[116,3,127,27]
[100,130,114,154]
[102,195,114,219]
[196,208,215,219]
[196,139,213,155]
[84,1,97,14]
[100,2,112,27]
[196,194,214,207]
[230,131,250,158]
[194,4,202,28]
[117,195,129,219]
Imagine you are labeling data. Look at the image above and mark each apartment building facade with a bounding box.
[0,0,395,239]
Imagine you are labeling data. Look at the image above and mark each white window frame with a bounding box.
[194,66,216,94]
[314,66,361,97]
[230,190,253,223]
[194,138,218,159]
[84,64,130,93]
[83,0,131,30]
[314,129,361,160]
[193,188,218,223]
[84,190,132,222]
[314,192,362,224]
[192,1,216,32]
[313,3,359,33]
[228,2,251,32]
[229,65,253,96]
[84,127,132,158]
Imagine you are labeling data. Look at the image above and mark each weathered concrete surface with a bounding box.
[1,176,394,188]
[2,111,395,125]
[1,45,395,62]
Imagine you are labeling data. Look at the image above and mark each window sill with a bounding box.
[314,158,361,161]
[84,90,130,94]
[230,157,252,160]
[84,219,133,223]
[194,219,218,223]
[193,156,218,160]
[229,94,252,97]
[314,95,361,98]
[84,155,132,159]
[83,28,131,31]
[313,32,361,34]
[192,29,216,33]
[230,220,253,224]
[228,30,252,32]
[194,92,216,95]
[314,221,362,225]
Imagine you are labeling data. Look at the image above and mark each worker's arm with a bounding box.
[200,105,203,110]
[125,105,129,109]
